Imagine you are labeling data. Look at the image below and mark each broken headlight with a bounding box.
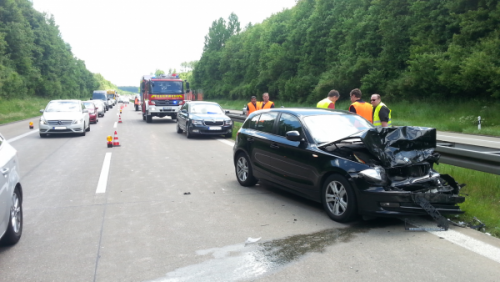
[359,166,388,186]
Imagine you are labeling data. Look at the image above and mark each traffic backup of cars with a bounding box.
[233,108,464,228]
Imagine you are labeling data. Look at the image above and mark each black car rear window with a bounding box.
[93,93,106,100]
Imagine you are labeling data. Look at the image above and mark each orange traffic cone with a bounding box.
[118,115,122,123]
[113,131,121,146]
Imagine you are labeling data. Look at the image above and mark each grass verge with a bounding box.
[212,99,500,137]
[0,98,51,125]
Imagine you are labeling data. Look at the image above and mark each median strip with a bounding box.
[96,152,112,194]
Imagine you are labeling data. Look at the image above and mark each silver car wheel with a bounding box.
[325,180,348,216]
[10,192,21,233]
[236,156,249,182]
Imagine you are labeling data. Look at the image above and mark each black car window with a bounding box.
[244,114,260,129]
[277,113,302,137]
[256,112,278,133]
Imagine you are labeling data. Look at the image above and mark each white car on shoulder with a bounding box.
[39,100,90,137]
[0,133,23,246]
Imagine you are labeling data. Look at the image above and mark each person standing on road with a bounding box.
[317,90,340,109]
[349,88,373,123]
[134,96,140,111]
[245,96,258,116]
[370,94,391,127]
[257,93,275,110]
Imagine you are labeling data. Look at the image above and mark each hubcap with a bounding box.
[236,157,249,181]
[10,193,21,233]
[325,181,348,216]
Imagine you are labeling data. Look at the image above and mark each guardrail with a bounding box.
[226,112,500,175]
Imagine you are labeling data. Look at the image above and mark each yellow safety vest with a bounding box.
[373,102,392,127]
[317,98,333,109]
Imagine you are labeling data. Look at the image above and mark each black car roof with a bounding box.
[250,108,356,118]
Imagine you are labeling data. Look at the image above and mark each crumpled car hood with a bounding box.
[360,126,437,168]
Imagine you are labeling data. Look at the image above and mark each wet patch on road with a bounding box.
[147,226,374,282]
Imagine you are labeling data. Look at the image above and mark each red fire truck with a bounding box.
[140,74,190,123]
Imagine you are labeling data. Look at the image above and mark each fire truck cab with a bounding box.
[140,74,190,123]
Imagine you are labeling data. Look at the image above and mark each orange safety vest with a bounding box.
[247,102,258,115]
[351,101,373,123]
[135,98,139,105]
[257,101,274,110]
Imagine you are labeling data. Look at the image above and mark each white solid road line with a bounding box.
[217,138,500,264]
[7,129,39,143]
[96,152,112,194]
[410,218,500,264]
[217,139,235,147]
[114,122,117,128]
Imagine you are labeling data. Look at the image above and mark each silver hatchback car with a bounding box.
[39,100,90,137]
[0,133,23,245]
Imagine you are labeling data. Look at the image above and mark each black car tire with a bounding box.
[39,133,47,138]
[146,115,152,123]
[322,174,358,223]
[176,123,183,133]
[224,133,232,138]
[1,187,23,246]
[142,114,146,121]
[186,123,193,139]
[86,124,90,131]
[235,153,258,187]
[80,123,86,136]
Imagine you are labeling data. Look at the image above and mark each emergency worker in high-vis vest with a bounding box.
[370,94,391,127]
[257,93,275,110]
[246,96,258,116]
[317,90,340,109]
[134,96,140,111]
[348,88,373,123]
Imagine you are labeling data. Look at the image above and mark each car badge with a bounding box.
[58,120,62,125]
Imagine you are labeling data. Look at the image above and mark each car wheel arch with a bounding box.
[318,169,353,199]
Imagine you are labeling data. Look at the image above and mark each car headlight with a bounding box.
[72,118,83,124]
[359,166,388,185]
[40,117,47,125]
[224,120,233,125]
[192,120,203,125]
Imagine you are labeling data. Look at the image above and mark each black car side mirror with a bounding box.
[225,110,230,114]
[286,131,302,142]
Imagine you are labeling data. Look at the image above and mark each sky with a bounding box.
[32,0,297,87]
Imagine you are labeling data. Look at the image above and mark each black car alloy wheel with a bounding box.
[322,174,357,222]
[235,153,257,186]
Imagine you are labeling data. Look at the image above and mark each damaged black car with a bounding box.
[233,108,465,223]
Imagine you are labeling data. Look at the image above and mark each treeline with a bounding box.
[118,86,139,93]
[193,0,500,103]
[0,0,97,100]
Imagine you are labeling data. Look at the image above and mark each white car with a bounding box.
[39,100,90,137]
[0,133,23,246]
[91,100,106,117]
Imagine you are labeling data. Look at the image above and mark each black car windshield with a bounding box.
[45,101,80,112]
[303,114,373,144]
[151,81,183,94]
[190,104,223,115]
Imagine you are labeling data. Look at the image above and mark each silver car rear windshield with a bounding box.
[303,114,373,144]
[45,101,80,112]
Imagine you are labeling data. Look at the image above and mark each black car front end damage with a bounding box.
[323,126,465,225]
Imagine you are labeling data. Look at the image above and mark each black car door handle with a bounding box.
[270,143,280,149]
[247,137,254,142]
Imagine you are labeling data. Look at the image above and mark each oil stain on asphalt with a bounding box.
[146,225,378,282]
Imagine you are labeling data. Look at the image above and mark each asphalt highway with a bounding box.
[1,105,500,282]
